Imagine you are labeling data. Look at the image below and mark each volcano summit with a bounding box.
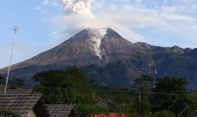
[1,28,197,89]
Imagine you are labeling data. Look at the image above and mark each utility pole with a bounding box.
[178,105,189,117]
[4,26,18,95]
[151,65,157,88]
[138,91,141,117]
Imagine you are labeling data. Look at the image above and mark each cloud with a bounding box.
[43,0,59,6]
[2,0,197,68]
[35,6,47,14]
[50,14,146,42]
[62,0,94,17]
[42,0,197,47]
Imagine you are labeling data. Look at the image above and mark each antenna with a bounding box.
[4,25,19,95]
[13,26,18,34]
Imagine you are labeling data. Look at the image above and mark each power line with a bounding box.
[33,86,193,96]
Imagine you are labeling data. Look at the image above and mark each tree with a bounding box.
[190,90,197,116]
[134,75,153,90]
[9,77,25,89]
[152,110,175,117]
[150,77,192,116]
[131,75,153,117]
[75,104,108,116]
[0,108,20,117]
[33,67,94,104]
[0,75,5,86]
[33,67,106,115]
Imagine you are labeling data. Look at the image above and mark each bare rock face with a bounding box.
[0,28,197,89]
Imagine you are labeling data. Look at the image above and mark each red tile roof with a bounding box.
[87,113,128,117]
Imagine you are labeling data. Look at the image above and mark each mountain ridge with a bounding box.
[0,28,197,89]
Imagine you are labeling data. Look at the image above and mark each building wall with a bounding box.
[27,109,37,117]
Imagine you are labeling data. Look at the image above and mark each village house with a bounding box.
[87,113,128,117]
[47,104,75,117]
[0,94,75,117]
[0,94,49,117]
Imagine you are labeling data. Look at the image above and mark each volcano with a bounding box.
[1,28,197,89]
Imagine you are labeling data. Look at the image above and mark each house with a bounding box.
[46,104,75,117]
[0,94,76,117]
[0,94,50,117]
[87,113,128,117]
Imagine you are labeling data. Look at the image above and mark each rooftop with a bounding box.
[46,104,74,117]
[0,94,42,117]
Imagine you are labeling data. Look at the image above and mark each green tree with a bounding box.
[75,104,108,116]
[150,77,192,116]
[0,75,5,86]
[190,90,197,116]
[33,67,94,104]
[134,75,153,91]
[131,75,152,117]
[152,110,175,117]
[9,77,25,89]
[0,108,20,117]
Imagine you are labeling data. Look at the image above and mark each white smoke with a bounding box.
[62,0,94,18]
[46,0,148,43]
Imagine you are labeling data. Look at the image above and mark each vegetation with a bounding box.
[32,67,197,116]
[33,67,94,103]
[75,104,108,116]
[0,75,5,86]
[9,77,25,89]
[33,67,108,115]
[0,75,25,89]
[0,108,20,117]
[150,77,192,116]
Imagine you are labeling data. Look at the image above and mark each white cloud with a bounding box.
[62,0,94,17]
[35,6,47,14]
[2,0,197,68]
[42,0,197,47]
[43,0,59,6]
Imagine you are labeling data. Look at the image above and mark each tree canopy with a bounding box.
[150,77,192,116]
[32,69,197,116]
[0,75,5,85]
[33,67,94,104]
[0,108,20,117]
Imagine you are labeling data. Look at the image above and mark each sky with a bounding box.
[0,0,197,68]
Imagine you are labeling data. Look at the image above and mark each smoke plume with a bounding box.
[62,0,94,18]
[47,0,147,43]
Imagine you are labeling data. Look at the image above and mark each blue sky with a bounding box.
[0,0,197,68]
[0,0,61,68]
